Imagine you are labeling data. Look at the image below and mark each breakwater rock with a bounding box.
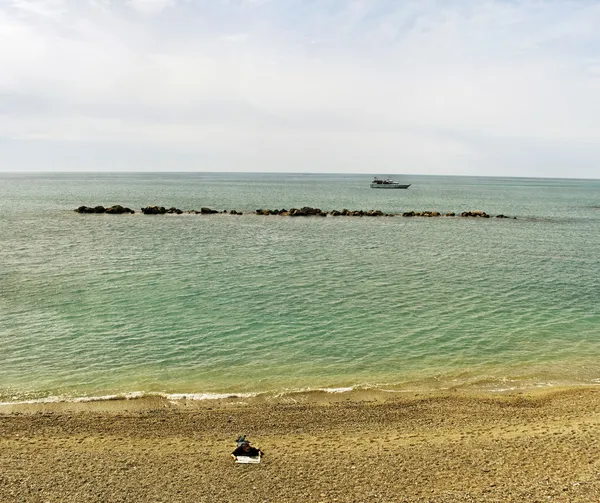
[75,205,516,219]
[191,208,241,215]
[76,205,135,214]
[255,207,394,217]
[141,206,244,215]
[254,207,515,218]
[141,206,183,215]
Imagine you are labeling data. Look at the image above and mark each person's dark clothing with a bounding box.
[232,445,262,457]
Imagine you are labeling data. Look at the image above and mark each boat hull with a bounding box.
[370,183,411,189]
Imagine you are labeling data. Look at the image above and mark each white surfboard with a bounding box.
[234,455,261,464]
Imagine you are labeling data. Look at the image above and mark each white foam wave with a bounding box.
[0,390,260,406]
[164,392,259,401]
[0,391,146,406]
[4,379,598,407]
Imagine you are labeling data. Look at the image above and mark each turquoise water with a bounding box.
[1,172,599,402]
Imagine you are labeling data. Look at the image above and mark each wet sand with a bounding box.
[2,388,600,502]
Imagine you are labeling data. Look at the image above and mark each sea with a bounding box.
[1,172,599,404]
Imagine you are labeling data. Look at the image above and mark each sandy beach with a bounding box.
[2,388,600,502]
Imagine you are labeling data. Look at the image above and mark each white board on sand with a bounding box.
[234,456,261,464]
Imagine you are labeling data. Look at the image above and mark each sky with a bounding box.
[1,0,600,177]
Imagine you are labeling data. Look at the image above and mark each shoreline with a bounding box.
[3,383,600,415]
[3,387,600,501]
[2,383,597,415]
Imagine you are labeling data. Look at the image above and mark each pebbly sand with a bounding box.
[2,388,600,502]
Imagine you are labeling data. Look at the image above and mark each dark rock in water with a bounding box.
[76,206,94,213]
[142,206,167,215]
[105,205,135,214]
[461,210,489,218]
[76,205,134,214]
[288,206,326,217]
[77,204,517,221]
[311,207,326,216]
[285,206,327,217]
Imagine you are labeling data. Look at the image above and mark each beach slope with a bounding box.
[2,389,600,502]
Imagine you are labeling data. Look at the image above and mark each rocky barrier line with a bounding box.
[76,205,516,219]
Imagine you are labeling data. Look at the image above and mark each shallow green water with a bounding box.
[1,173,599,402]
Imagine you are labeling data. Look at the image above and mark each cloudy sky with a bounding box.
[1,0,600,177]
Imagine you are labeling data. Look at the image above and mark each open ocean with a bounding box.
[1,172,599,404]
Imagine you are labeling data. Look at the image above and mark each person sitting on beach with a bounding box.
[231,435,264,458]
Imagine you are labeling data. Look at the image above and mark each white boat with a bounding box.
[370,177,411,189]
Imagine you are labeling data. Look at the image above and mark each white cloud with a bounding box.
[6,0,66,19]
[220,32,249,42]
[126,0,174,15]
[1,0,600,177]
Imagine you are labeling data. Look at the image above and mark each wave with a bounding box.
[4,380,600,407]
[0,387,357,406]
